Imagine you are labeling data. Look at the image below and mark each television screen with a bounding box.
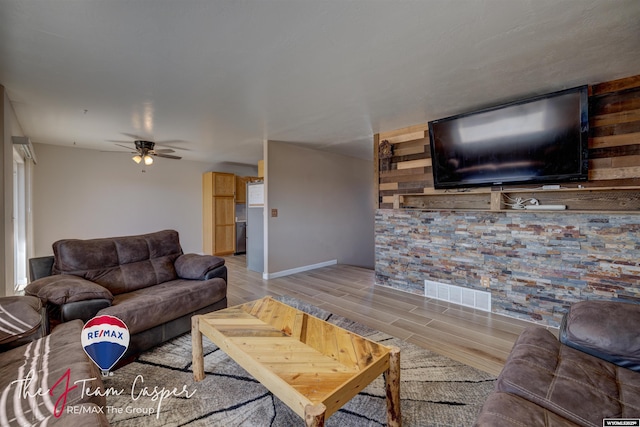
[428,85,589,189]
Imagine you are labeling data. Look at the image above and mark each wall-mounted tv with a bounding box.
[428,85,589,189]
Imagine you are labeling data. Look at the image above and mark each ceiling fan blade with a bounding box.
[106,139,135,144]
[121,132,149,140]
[154,153,182,160]
[115,143,136,151]
[109,134,188,155]
[156,139,187,145]
[154,143,190,151]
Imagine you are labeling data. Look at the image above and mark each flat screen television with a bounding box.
[428,85,589,189]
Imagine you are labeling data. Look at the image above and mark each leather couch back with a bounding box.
[52,230,182,295]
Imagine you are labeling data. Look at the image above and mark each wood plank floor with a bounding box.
[224,255,557,376]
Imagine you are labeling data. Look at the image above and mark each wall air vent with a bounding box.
[424,280,491,312]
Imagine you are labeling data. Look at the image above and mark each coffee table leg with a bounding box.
[384,346,401,427]
[192,315,205,382]
[304,403,326,427]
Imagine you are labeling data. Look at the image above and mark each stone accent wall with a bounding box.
[375,209,640,326]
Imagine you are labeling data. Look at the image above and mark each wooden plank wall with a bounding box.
[376,74,640,209]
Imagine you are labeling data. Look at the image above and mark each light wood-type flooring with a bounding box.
[224,255,558,376]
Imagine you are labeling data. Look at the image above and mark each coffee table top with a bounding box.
[195,296,395,419]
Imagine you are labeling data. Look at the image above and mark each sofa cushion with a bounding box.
[97,277,227,334]
[52,229,182,294]
[560,300,640,372]
[496,327,640,427]
[0,320,105,426]
[474,392,581,427]
[25,274,114,305]
[174,253,225,279]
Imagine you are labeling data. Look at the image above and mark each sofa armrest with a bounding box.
[204,265,227,283]
[560,300,640,371]
[25,274,114,305]
[175,253,226,281]
[29,255,55,281]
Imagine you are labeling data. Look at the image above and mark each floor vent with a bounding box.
[424,280,491,312]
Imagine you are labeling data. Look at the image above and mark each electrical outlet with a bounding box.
[480,276,490,288]
[271,208,278,217]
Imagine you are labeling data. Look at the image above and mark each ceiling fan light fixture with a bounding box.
[144,155,154,165]
[132,154,142,164]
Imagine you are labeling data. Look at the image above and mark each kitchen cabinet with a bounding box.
[235,176,248,204]
[235,176,262,204]
[203,172,236,255]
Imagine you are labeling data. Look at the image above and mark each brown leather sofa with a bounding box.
[0,296,108,426]
[25,229,228,359]
[475,300,640,427]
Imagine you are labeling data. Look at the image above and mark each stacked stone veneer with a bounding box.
[375,209,640,326]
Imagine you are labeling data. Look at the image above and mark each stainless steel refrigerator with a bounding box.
[246,182,264,273]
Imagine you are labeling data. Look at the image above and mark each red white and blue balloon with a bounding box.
[81,315,130,372]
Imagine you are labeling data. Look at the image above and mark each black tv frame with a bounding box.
[428,85,589,190]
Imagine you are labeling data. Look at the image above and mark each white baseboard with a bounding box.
[262,259,338,280]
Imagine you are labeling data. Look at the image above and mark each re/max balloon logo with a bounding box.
[81,315,130,373]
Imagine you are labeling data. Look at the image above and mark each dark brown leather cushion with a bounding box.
[25,274,113,305]
[98,277,227,334]
[496,327,640,427]
[174,253,225,279]
[560,300,640,371]
[51,230,182,294]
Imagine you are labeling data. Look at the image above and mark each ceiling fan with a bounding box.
[115,140,182,166]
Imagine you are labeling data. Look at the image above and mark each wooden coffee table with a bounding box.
[192,296,401,427]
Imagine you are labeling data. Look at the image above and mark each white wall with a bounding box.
[32,143,256,256]
[29,141,374,281]
[265,141,374,275]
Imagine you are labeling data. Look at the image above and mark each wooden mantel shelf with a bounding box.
[393,186,640,213]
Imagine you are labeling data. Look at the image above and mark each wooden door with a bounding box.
[213,196,235,255]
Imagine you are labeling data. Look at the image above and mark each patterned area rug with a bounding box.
[103,296,495,426]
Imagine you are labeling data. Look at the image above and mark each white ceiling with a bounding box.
[1,0,639,165]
